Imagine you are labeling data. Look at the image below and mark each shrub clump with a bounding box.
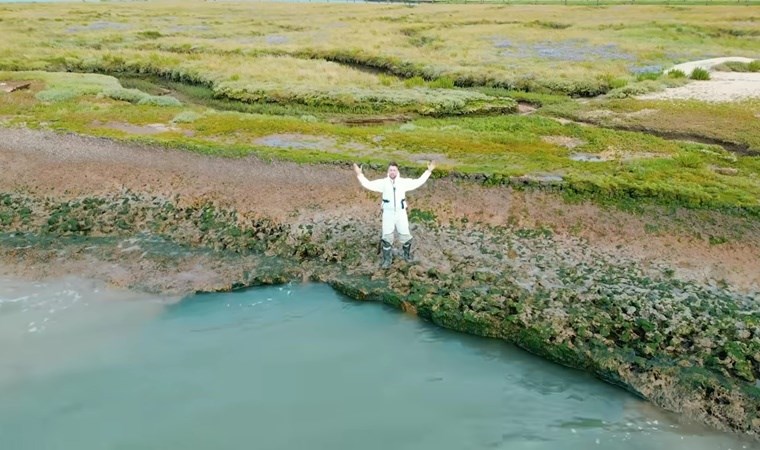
[635,71,662,81]
[606,80,662,99]
[713,60,760,72]
[404,76,426,88]
[137,95,182,107]
[673,153,704,169]
[214,81,515,115]
[102,87,147,103]
[171,111,203,124]
[32,72,122,102]
[35,88,81,103]
[101,88,181,106]
[429,76,455,89]
[690,67,711,80]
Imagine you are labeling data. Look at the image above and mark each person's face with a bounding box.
[387,165,399,180]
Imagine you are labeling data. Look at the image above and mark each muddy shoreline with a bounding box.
[1,126,759,438]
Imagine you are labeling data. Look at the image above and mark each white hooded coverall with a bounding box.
[357,169,432,244]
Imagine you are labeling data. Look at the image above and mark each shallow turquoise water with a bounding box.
[0,277,754,450]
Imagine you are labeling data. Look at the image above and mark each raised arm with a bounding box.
[402,160,436,191]
[353,163,384,192]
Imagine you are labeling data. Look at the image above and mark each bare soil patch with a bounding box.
[517,102,538,115]
[542,135,586,149]
[0,81,31,93]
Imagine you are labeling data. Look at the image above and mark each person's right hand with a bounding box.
[352,163,362,176]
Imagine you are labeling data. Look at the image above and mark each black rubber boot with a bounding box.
[402,239,413,262]
[381,239,393,269]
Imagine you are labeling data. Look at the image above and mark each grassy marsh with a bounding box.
[0,2,758,213]
[2,3,758,94]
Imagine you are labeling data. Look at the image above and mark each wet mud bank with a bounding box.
[1,127,759,439]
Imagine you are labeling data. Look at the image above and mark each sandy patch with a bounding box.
[542,135,586,149]
[623,108,658,118]
[517,102,537,115]
[583,109,615,120]
[712,166,739,176]
[667,57,756,75]
[596,148,668,162]
[0,81,31,93]
[638,57,760,102]
[552,117,592,127]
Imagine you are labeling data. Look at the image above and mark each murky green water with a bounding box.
[0,276,754,450]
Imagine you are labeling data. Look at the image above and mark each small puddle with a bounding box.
[253,133,337,150]
[94,121,193,137]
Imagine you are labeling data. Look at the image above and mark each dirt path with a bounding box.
[1,126,758,293]
[638,57,760,102]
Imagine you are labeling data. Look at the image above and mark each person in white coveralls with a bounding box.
[353,160,436,268]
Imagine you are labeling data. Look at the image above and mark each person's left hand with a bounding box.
[427,160,436,171]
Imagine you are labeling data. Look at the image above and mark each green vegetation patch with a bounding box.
[2,69,758,215]
[713,60,760,73]
[545,97,760,153]
[1,3,756,98]
[690,67,711,80]
[1,2,759,215]
[17,53,515,115]
[24,71,122,103]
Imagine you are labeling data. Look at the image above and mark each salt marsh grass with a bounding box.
[0,2,758,213]
[1,3,757,95]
